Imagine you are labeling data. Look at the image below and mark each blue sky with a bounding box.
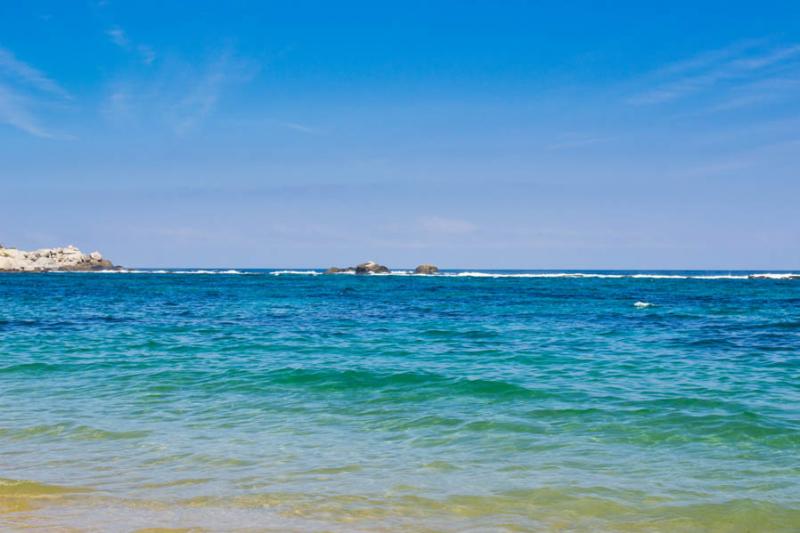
[1,1,799,268]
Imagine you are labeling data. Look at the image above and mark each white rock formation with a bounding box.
[0,244,117,272]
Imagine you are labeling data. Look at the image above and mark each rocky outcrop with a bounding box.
[325,261,390,274]
[0,245,119,272]
[414,264,439,274]
[324,266,355,274]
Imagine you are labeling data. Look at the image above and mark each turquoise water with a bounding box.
[1,270,799,531]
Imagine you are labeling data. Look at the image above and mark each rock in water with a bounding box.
[0,244,119,272]
[325,262,390,274]
[354,261,390,274]
[324,267,355,274]
[414,264,439,274]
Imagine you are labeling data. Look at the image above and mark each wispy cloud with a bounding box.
[0,46,71,138]
[106,24,156,65]
[709,76,800,112]
[138,45,156,65]
[0,84,53,138]
[169,52,257,134]
[103,49,258,135]
[106,26,129,48]
[0,47,69,99]
[649,39,765,79]
[629,40,800,106]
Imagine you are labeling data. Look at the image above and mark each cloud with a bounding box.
[0,47,69,99]
[106,25,156,65]
[0,46,71,138]
[629,40,800,106]
[138,45,156,65]
[106,26,129,48]
[649,39,765,79]
[710,76,800,112]
[0,84,53,138]
[168,52,257,134]
[103,49,258,135]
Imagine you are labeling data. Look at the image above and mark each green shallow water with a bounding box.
[0,270,799,531]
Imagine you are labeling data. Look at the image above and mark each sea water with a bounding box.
[1,270,798,531]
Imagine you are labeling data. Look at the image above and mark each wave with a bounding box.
[0,477,89,497]
[747,273,800,280]
[401,271,796,280]
[425,272,797,280]
[692,275,749,279]
[172,269,245,275]
[445,272,627,278]
[59,270,800,279]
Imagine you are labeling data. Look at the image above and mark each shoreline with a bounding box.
[3,475,799,531]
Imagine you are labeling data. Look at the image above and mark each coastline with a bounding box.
[3,476,799,531]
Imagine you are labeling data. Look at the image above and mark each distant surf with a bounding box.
[75,269,800,280]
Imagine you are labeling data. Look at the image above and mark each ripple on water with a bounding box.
[1,273,799,530]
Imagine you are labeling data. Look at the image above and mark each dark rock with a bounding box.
[60,258,117,272]
[354,261,390,274]
[325,267,355,274]
[414,264,439,275]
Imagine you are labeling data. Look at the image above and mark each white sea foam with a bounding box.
[634,301,653,308]
[747,273,800,280]
[450,271,497,277]
[630,274,687,279]
[431,272,799,280]
[62,269,800,279]
[168,269,247,275]
[442,272,626,279]
[692,275,749,280]
[273,271,799,280]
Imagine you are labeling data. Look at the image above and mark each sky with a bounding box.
[1,1,799,269]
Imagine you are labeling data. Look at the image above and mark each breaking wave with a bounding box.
[60,270,800,280]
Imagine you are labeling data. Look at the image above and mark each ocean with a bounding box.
[1,270,798,531]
